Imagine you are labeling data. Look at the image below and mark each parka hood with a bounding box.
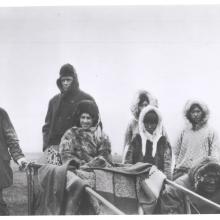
[138,105,163,157]
[189,156,220,190]
[184,100,209,129]
[130,90,158,120]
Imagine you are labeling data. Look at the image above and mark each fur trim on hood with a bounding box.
[184,100,209,129]
[130,90,158,120]
[189,156,220,190]
[138,105,163,157]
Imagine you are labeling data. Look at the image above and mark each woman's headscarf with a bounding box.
[138,105,163,157]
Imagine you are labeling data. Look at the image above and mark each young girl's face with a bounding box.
[190,106,203,124]
[144,121,157,134]
[80,113,93,129]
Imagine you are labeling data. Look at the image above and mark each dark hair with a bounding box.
[73,100,99,127]
[196,165,220,194]
[77,112,94,128]
[143,110,159,125]
[139,94,149,106]
[186,103,205,124]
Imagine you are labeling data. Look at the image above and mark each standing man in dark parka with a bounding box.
[42,63,98,165]
[0,107,27,215]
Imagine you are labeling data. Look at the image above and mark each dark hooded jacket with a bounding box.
[160,157,220,214]
[0,107,24,189]
[124,106,172,180]
[42,72,97,151]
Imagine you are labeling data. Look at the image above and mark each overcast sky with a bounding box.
[1,5,220,154]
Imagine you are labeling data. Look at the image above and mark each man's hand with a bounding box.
[17,157,28,170]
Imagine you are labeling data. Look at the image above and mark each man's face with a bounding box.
[190,106,203,124]
[61,76,73,92]
[199,171,220,195]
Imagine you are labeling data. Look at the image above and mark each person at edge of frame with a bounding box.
[0,107,27,215]
[42,63,98,165]
[159,156,220,214]
[173,100,220,180]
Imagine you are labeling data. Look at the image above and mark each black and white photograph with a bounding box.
[1,1,220,216]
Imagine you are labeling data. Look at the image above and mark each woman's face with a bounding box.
[190,106,203,124]
[80,113,93,129]
[144,121,157,134]
[198,171,220,195]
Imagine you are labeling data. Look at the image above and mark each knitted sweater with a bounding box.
[174,126,220,170]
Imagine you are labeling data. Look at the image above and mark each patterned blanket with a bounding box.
[32,159,155,215]
[76,162,153,214]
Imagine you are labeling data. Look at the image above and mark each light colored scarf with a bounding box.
[138,105,163,157]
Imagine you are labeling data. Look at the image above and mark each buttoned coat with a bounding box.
[0,108,24,189]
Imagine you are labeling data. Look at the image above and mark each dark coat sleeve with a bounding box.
[124,144,134,164]
[159,180,186,214]
[123,123,133,149]
[2,110,24,162]
[163,140,173,180]
[124,134,142,164]
[42,99,53,151]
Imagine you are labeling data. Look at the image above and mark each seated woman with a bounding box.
[124,105,172,179]
[34,99,112,215]
[59,100,112,167]
[160,156,220,214]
